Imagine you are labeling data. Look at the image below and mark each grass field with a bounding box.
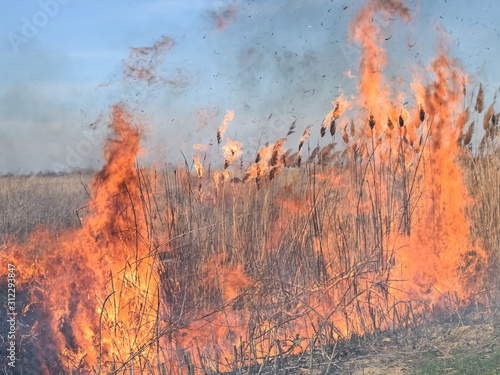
[1,102,499,373]
[0,171,92,241]
[1,0,499,372]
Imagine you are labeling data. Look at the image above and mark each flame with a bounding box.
[193,154,203,178]
[321,95,350,137]
[214,169,229,191]
[193,143,209,151]
[221,137,242,169]
[396,48,487,299]
[217,109,235,144]
[242,138,287,183]
[1,106,158,372]
[348,0,411,135]
[298,127,311,150]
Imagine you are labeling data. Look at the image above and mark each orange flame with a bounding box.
[217,109,235,144]
[193,144,209,151]
[242,138,287,183]
[298,127,310,146]
[349,0,411,134]
[214,169,229,191]
[221,137,242,169]
[193,154,203,178]
[1,106,158,373]
[321,95,350,136]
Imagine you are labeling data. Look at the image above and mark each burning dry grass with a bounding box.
[1,0,499,374]
[1,99,498,374]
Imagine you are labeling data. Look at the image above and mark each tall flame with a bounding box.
[193,154,203,178]
[217,110,235,144]
[1,106,158,373]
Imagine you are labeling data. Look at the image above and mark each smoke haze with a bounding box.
[0,0,499,173]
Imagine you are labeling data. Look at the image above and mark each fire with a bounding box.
[398,48,486,299]
[298,127,311,150]
[221,137,242,169]
[242,138,286,184]
[0,0,491,373]
[193,144,207,178]
[214,169,229,191]
[216,109,235,144]
[1,106,158,373]
[348,0,411,128]
[192,154,203,178]
[193,144,209,151]
[321,95,349,137]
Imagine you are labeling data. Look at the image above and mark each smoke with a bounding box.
[0,49,106,173]
[210,3,238,31]
[145,0,366,165]
[2,0,499,173]
[122,35,177,86]
[123,36,173,77]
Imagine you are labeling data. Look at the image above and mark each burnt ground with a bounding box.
[235,308,500,375]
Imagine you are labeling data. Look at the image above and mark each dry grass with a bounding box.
[0,171,92,241]
[2,100,499,374]
[464,144,500,293]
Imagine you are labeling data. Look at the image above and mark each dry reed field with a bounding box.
[1,1,500,374]
[0,172,92,241]
[1,89,499,374]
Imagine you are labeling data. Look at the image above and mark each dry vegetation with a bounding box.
[1,93,499,374]
[2,0,500,372]
[466,147,500,286]
[0,171,92,241]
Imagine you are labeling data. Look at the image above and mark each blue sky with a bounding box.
[0,0,499,173]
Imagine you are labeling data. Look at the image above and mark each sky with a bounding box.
[0,0,499,174]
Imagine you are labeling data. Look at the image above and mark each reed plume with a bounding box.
[475,83,484,113]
